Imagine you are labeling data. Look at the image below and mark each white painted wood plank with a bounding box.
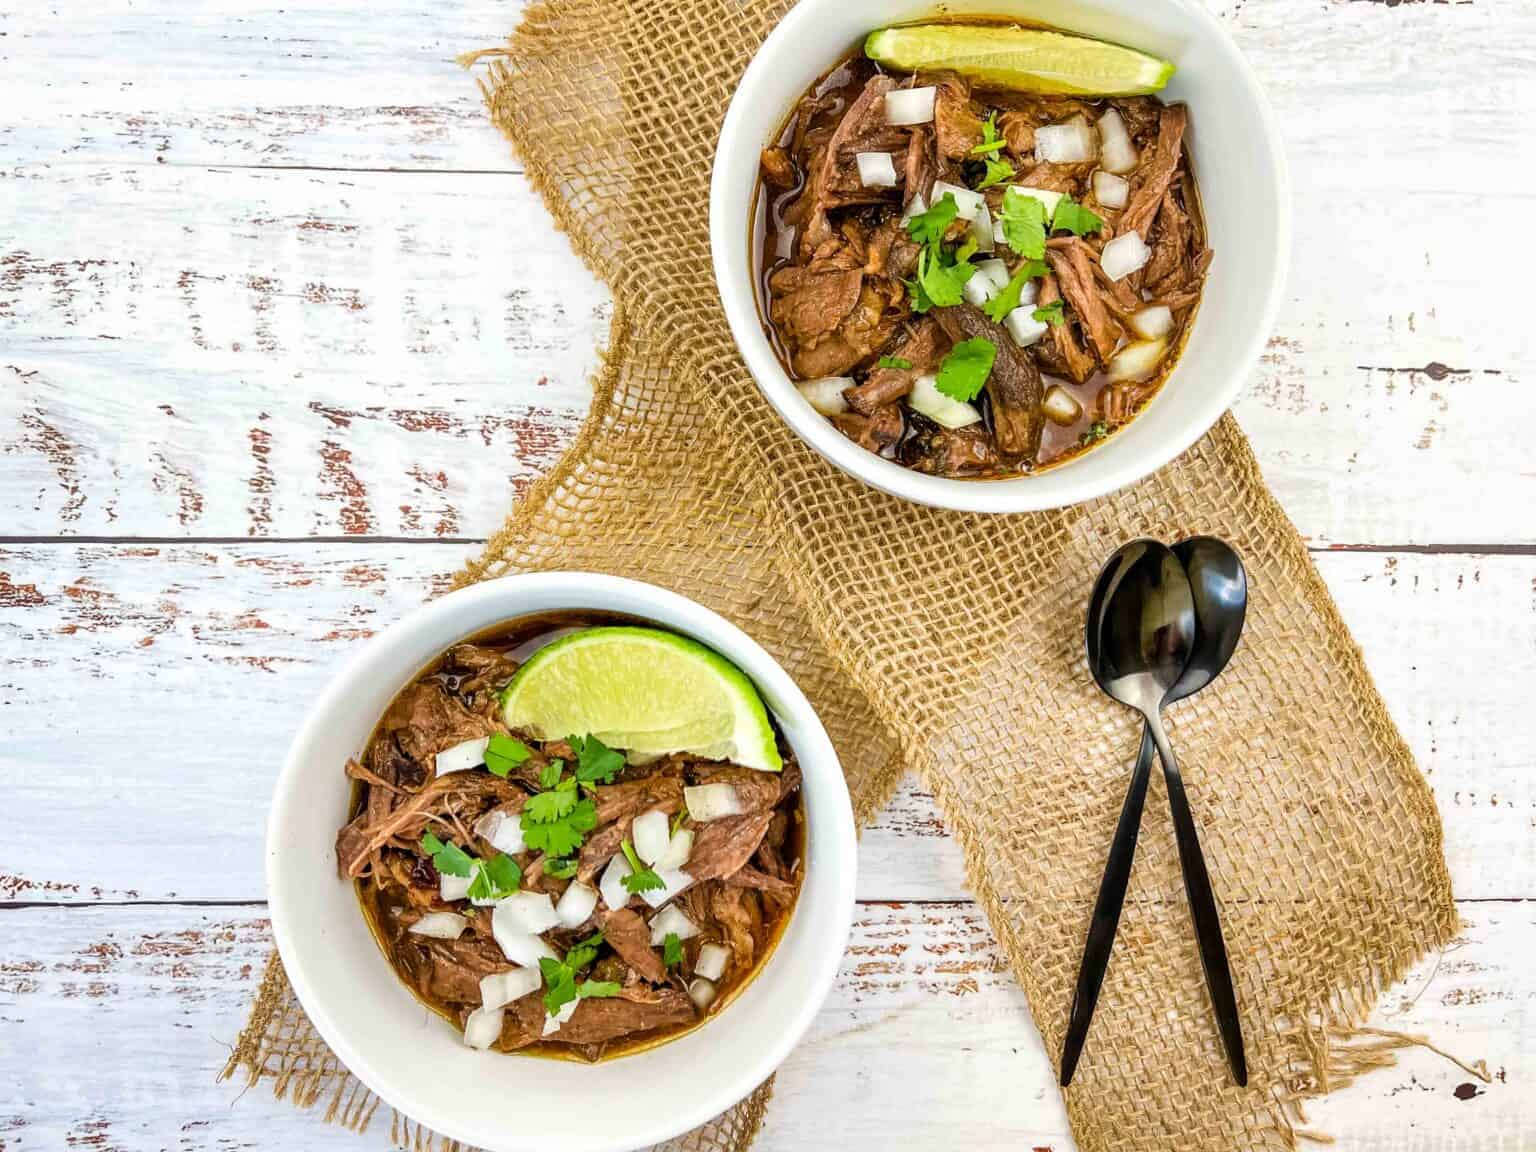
[0,901,1525,1151]
[2,544,1530,904]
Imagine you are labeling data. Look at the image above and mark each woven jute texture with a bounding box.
[225,1,1462,1149]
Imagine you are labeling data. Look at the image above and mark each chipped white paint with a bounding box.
[0,0,1532,1148]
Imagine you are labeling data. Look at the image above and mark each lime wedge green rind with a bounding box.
[500,626,782,773]
[864,25,1174,97]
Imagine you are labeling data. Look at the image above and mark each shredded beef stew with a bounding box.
[755,35,1211,479]
[340,614,804,1062]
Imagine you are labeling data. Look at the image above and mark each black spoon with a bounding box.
[1061,537,1249,1088]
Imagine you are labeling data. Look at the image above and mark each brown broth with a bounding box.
[351,611,805,1062]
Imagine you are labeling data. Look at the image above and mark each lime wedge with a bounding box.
[500,627,782,772]
[864,25,1174,96]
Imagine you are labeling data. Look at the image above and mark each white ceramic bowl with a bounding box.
[710,0,1290,513]
[267,573,856,1152]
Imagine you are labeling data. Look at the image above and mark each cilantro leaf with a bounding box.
[971,112,1007,156]
[914,242,978,311]
[539,954,578,1016]
[483,733,532,777]
[1079,420,1110,445]
[620,839,665,894]
[662,932,684,969]
[934,338,997,403]
[1051,195,1103,237]
[572,735,625,786]
[981,259,1049,324]
[565,932,604,972]
[998,188,1047,260]
[670,810,687,836]
[538,759,563,790]
[577,980,622,999]
[543,857,578,880]
[524,776,578,824]
[878,355,913,371]
[904,193,959,246]
[466,852,521,902]
[1033,299,1067,326]
[421,833,476,878]
[521,797,596,857]
[975,156,1015,190]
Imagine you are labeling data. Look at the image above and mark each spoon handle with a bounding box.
[1146,712,1248,1087]
[1060,723,1155,1087]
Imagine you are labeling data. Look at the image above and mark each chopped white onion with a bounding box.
[1092,170,1130,209]
[650,903,702,946]
[495,890,561,935]
[542,998,578,1037]
[1035,116,1096,165]
[1130,305,1175,341]
[900,192,927,225]
[555,881,599,929]
[491,924,558,968]
[463,1004,504,1050]
[1100,231,1152,281]
[656,827,694,871]
[473,807,525,856]
[435,737,488,776]
[883,86,936,126]
[969,201,995,254]
[408,911,468,940]
[439,871,473,902]
[639,868,694,910]
[687,978,718,1012]
[929,180,986,223]
[632,810,672,866]
[599,853,632,910]
[795,377,852,417]
[975,259,1012,291]
[479,968,541,1011]
[1004,307,1049,349]
[1097,109,1138,174]
[1108,338,1169,382]
[908,373,982,430]
[961,271,1001,308]
[1042,386,1084,427]
[1008,185,1064,223]
[855,151,898,188]
[694,942,731,981]
[684,783,745,822]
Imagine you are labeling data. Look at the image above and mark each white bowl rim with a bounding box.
[708,0,1291,514]
[267,571,857,1152]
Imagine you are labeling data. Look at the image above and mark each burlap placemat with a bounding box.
[224,2,1469,1149]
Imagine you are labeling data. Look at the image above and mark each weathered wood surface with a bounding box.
[2,0,1533,1147]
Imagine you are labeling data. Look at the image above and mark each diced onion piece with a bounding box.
[463,1005,504,1050]
[439,871,473,902]
[408,911,468,940]
[1100,231,1151,281]
[435,737,488,776]
[639,868,694,910]
[656,827,694,871]
[975,259,1011,291]
[684,783,745,822]
[1035,116,1096,164]
[542,998,578,1037]
[795,377,851,417]
[969,201,995,254]
[930,180,985,222]
[555,881,599,929]
[1004,307,1049,349]
[632,809,672,866]
[473,807,525,856]
[1097,109,1138,174]
[479,968,541,1011]
[599,853,632,911]
[491,925,558,968]
[1008,185,1064,222]
[901,192,927,225]
[1092,170,1130,209]
[1130,305,1175,341]
[1042,386,1084,427]
[1108,339,1169,382]
[694,942,731,981]
[688,978,718,1012]
[908,373,982,430]
[884,86,936,126]
[855,151,898,188]
[649,902,702,946]
[961,271,1001,308]
[494,890,560,935]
